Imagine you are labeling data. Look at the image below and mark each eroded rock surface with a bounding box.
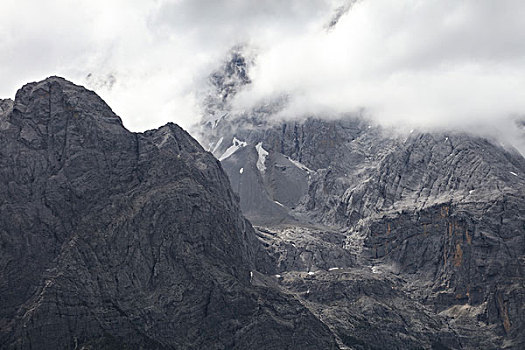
[195,49,525,349]
[0,77,338,349]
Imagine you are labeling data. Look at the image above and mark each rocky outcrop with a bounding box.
[338,132,525,226]
[0,98,13,117]
[0,77,339,349]
[203,112,525,348]
[278,269,466,350]
[208,118,525,348]
[255,225,356,273]
[195,49,525,349]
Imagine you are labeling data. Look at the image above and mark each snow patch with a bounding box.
[286,156,312,173]
[211,136,223,154]
[371,266,381,274]
[255,142,268,173]
[219,137,247,161]
[328,267,340,271]
[239,167,244,174]
[274,200,284,207]
[510,171,518,176]
[275,274,282,278]
[307,271,316,275]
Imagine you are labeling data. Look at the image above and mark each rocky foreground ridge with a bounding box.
[0,77,339,349]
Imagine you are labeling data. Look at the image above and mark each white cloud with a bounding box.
[235,1,525,130]
[0,0,335,131]
[1,0,525,149]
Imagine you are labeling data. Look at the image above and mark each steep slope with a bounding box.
[202,115,525,349]
[353,133,525,349]
[196,49,525,349]
[0,98,13,117]
[0,77,338,349]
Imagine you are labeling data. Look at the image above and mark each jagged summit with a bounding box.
[0,77,338,349]
[195,48,525,349]
[0,98,13,111]
[12,76,123,126]
[201,47,254,129]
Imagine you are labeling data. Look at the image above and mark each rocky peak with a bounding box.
[195,48,525,347]
[0,77,338,349]
[11,76,124,129]
[0,98,13,116]
[201,47,254,130]
[209,47,251,103]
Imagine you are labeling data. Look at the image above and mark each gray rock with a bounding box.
[0,77,339,349]
[255,225,356,273]
[220,145,292,225]
[196,49,525,348]
[0,98,13,116]
[277,269,465,350]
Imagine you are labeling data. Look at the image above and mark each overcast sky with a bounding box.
[1,0,525,145]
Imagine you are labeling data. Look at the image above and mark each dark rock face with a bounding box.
[278,269,464,350]
[0,98,13,117]
[0,77,338,349]
[337,133,525,226]
[220,145,308,225]
[341,133,525,348]
[202,113,525,348]
[255,226,356,273]
[363,200,525,345]
[195,49,525,350]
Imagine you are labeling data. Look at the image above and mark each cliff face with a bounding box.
[0,77,338,349]
[357,134,525,348]
[2,71,523,349]
[203,117,525,348]
[195,50,525,349]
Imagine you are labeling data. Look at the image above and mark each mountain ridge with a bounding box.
[195,49,525,349]
[0,76,339,349]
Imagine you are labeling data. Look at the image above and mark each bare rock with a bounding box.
[0,77,338,349]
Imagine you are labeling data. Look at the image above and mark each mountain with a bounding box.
[195,49,525,349]
[1,66,523,349]
[0,77,339,349]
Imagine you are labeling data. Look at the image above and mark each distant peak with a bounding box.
[326,0,357,30]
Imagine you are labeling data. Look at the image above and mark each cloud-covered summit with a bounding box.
[1,0,525,151]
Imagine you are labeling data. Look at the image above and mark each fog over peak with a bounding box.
[1,0,524,151]
[233,1,525,122]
